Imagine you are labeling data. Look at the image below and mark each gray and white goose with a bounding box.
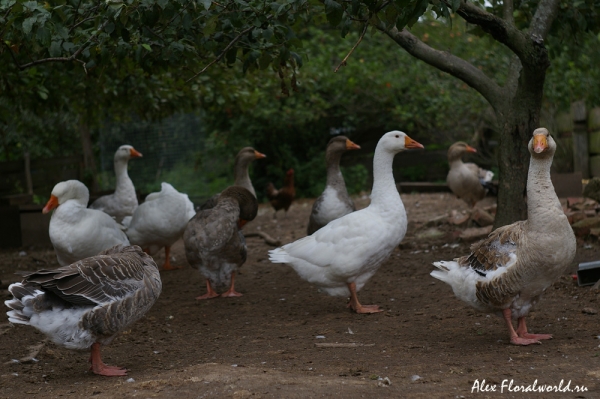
[5,245,161,376]
[184,186,258,299]
[307,136,361,235]
[432,128,576,345]
[90,145,143,223]
[200,147,266,210]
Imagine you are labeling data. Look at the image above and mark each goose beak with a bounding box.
[465,145,477,153]
[130,148,143,158]
[42,195,59,214]
[533,134,548,153]
[238,219,248,229]
[254,150,267,159]
[346,139,361,150]
[404,136,425,149]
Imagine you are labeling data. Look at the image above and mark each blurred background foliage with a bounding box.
[0,13,598,201]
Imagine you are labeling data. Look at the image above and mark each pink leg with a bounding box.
[503,309,541,345]
[89,343,128,376]
[346,282,382,314]
[161,246,182,271]
[516,317,552,340]
[196,279,220,300]
[221,272,243,298]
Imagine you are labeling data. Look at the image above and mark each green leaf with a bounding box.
[157,0,168,9]
[203,15,218,36]
[199,0,212,10]
[37,90,48,100]
[323,0,343,27]
[142,43,152,51]
[49,40,61,57]
[258,52,271,69]
[22,17,36,34]
[450,0,460,12]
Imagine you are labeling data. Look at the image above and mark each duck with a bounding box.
[200,147,266,210]
[266,168,296,218]
[5,245,161,376]
[269,131,424,313]
[123,182,196,271]
[446,142,495,207]
[43,180,130,266]
[307,136,361,235]
[183,186,258,299]
[431,128,576,345]
[89,145,143,222]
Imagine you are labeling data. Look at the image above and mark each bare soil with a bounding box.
[1,193,600,399]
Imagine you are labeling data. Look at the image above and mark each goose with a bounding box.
[307,136,361,235]
[5,245,161,376]
[43,180,130,266]
[431,128,576,345]
[269,131,424,313]
[89,145,143,222]
[184,186,258,299]
[446,142,495,207]
[124,183,196,271]
[200,147,266,210]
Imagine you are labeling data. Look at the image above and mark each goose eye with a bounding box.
[395,135,399,138]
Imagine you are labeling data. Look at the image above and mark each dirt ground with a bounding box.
[1,192,600,399]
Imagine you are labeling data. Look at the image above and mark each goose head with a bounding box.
[115,145,143,162]
[447,142,477,162]
[528,128,556,159]
[43,180,89,213]
[379,131,424,154]
[237,147,266,163]
[220,186,258,228]
[326,136,361,161]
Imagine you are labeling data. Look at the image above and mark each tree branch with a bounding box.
[334,22,368,73]
[185,25,255,82]
[529,0,561,39]
[380,25,504,109]
[503,0,514,25]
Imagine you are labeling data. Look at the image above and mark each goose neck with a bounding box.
[370,147,398,206]
[526,155,560,225]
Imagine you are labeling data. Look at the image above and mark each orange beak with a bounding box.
[533,134,548,153]
[254,150,266,159]
[346,139,361,151]
[42,195,59,214]
[238,219,248,229]
[465,145,477,153]
[404,136,425,149]
[130,148,143,158]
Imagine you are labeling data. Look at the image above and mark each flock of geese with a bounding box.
[4,128,576,376]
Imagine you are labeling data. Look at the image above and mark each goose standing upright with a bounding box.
[269,131,424,313]
[124,183,196,271]
[446,142,494,207]
[431,128,576,345]
[90,145,143,222]
[307,136,361,235]
[184,186,258,299]
[200,147,266,210]
[43,180,130,266]
[5,245,161,376]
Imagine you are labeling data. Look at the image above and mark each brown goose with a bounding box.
[307,136,361,235]
[5,245,161,376]
[446,142,494,207]
[432,128,576,345]
[184,186,258,299]
[200,147,266,210]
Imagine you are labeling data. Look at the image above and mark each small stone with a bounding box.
[582,307,598,315]
[126,378,135,383]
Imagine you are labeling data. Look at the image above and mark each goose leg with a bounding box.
[516,317,552,340]
[161,246,182,271]
[221,272,243,298]
[196,279,219,300]
[89,342,127,376]
[502,309,541,345]
[346,282,382,314]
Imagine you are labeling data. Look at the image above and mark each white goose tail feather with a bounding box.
[268,247,290,264]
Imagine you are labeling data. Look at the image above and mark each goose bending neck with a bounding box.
[370,146,398,207]
[234,159,255,197]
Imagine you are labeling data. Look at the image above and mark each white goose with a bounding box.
[5,245,161,376]
[269,131,424,313]
[43,180,130,266]
[124,182,196,271]
[432,128,576,345]
[89,145,143,222]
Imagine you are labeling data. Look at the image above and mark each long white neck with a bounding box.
[114,158,134,194]
[370,146,400,208]
[526,154,561,229]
